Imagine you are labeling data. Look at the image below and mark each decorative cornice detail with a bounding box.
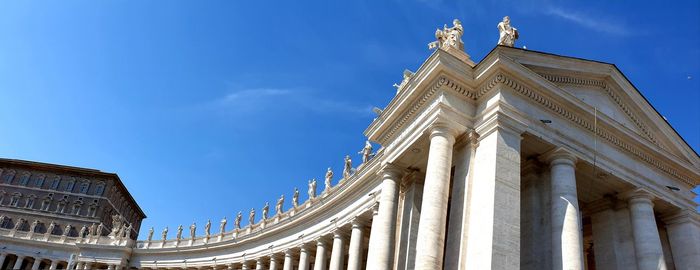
[539,73,659,146]
[379,77,443,144]
[499,73,694,186]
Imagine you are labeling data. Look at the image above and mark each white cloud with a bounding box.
[545,7,634,36]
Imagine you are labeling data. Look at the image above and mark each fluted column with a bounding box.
[313,239,328,270]
[365,164,403,269]
[329,230,347,270]
[298,245,310,270]
[14,255,26,270]
[545,148,583,270]
[627,189,666,270]
[49,260,59,270]
[347,218,366,270]
[282,250,293,270]
[414,124,458,269]
[31,258,42,270]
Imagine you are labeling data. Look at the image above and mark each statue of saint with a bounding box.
[393,69,415,91]
[125,223,132,239]
[359,141,373,163]
[47,221,56,235]
[79,225,87,238]
[97,223,104,236]
[176,225,183,240]
[204,220,211,237]
[189,222,196,239]
[89,223,96,236]
[343,155,353,179]
[121,223,130,239]
[219,217,227,234]
[30,220,39,232]
[248,208,256,226]
[276,195,284,214]
[262,202,270,220]
[324,168,333,192]
[162,227,169,240]
[428,19,464,50]
[292,188,299,208]
[13,218,24,230]
[308,179,317,199]
[110,214,122,236]
[497,16,518,47]
[235,211,242,229]
[147,227,154,241]
[63,224,71,236]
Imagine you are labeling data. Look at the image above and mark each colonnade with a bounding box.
[0,252,68,270]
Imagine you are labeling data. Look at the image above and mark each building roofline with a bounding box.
[0,158,147,218]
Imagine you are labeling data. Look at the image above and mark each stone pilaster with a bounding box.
[663,209,700,270]
[543,147,584,270]
[365,164,404,270]
[624,189,666,270]
[414,123,459,270]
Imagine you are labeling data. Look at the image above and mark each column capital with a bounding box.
[350,216,368,228]
[331,228,349,239]
[661,209,700,226]
[315,237,330,247]
[540,147,577,167]
[428,122,460,143]
[378,163,406,179]
[621,188,656,205]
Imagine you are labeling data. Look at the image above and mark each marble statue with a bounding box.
[30,220,39,232]
[262,202,270,220]
[292,188,299,208]
[176,225,183,240]
[89,223,96,236]
[359,141,373,163]
[47,221,56,235]
[189,222,196,239]
[79,225,87,238]
[13,218,24,230]
[219,217,227,234]
[276,195,284,214]
[235,211,242,229]
[428,19,464,50]
[248,208,255,226]
[204,219,211,236]
[162,227,168,240]
[393,69,415,91]
[343,155,353,179]
[110,214,122,236]
[97,223,104,236]
[121,223,130,239]
[324,168,333,192]
[497,16,518,47]
[308,179,317,199]
[148,227,154,241]
[63,224,71,236]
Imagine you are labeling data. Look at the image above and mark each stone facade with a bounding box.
[1,20,699,270]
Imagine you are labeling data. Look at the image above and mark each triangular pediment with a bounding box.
[491,47,699,171]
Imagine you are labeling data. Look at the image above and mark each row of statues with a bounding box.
[427,16,519,51]
[150,141,376,242]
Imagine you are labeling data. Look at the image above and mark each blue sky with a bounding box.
[0,1,698,239]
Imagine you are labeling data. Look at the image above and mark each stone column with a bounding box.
[0,253,6,269]
[83,262,93,270]
[626,189,666,270]
[107,264,115,270]
[255,259,263,270]
[414,124,458,270]
[520,160,542,270]
[75,262,84,270]
[313,239,328,270]
[545,147,584,270]
[347,218,366,270]
[14,255,26,270]
[49,260,59,270]
[464,116,523,270]
[31,258,42,270]
[298,245,310,270]
[365,164,403,270]
[269,256,278,270]
[365,202,380,269]
[242,261,250,270]
[329,230,346,270]
[664,210,700,270]
[282,250,293,270]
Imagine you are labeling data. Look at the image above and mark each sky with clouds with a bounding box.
[0,0,698,238]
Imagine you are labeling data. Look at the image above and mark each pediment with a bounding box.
[491,48,699,170]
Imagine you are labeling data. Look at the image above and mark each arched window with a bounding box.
[25,195,36,209]
[79,181,90,194]
[2,170,16,184]
[94,182,105,196]
[10,192,22,207]
[50,176,61,190]
[18,172,30,186]
[33,174,46,188]
[65,178,75,192]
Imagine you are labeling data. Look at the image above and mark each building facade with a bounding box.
[1,19,699,270]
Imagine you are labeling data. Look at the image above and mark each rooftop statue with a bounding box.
[235,211,242,229]
[262,202,270,220]
[343,155,353,179]
[249,208,256,226]
[97,223,104,236]
[497,16,518,47]
[204,220,211,237]
[276,195,284,214]
[189,222,196,239]
[220,217,227,234]
[393,69,415,92]
[292,188,300,207]
[308,179,317,199]
[13,218,24,230]
[63,224,71,236]
[176,225,183,240]
[359,141,374,163]
[147,227,154,241]
[324,168,333,192]
[428,19,464,51]
[89,223,96,236]
[79,225,87,238]
[162,227,168,240]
